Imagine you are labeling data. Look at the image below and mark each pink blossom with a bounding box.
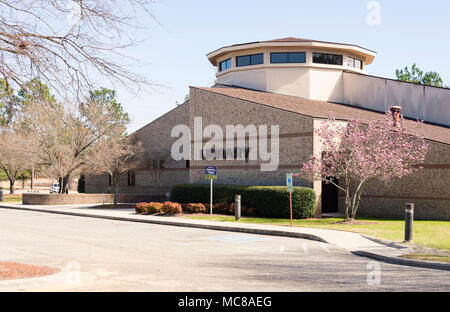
[298,112,429,220]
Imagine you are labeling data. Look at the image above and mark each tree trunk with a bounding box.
[61,175,70,194]
[58,177,63,194]
[113,184,119,209]
[344,194,349,220]
[31,167,35,190]
[65,176,69,194]
[62,177,66,194]
[9,179,15,195]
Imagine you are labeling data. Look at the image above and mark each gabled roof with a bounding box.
[191,85,450,145]
[265,37,313,42]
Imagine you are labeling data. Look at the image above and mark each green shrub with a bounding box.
[230,203,257,217]
[213,202,232,215]
[161,201,182,215]
[77,175,85,193]
[243,206,257,217]
[182,203,207,214]
[171,184,316,219]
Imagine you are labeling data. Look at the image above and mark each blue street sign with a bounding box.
[205,166,217,175]
[205,166,217,180]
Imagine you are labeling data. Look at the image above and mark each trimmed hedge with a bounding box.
[171,184,316,219]
[77,175,85,193]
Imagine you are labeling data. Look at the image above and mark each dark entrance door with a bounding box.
[322,180,339,213]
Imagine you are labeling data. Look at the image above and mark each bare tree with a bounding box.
[0,127,33,194]
[90,136,144,208]
[146,151,170,196]
[24,88,129,194]
[148,161,162,195]
[0,0,156,98]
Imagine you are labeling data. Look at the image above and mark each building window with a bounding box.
[219,58,231,71]
[148,159,166,170]
[313,52,343,65]
[347,56,362,69]
[236,53,264,67]
[270,52,306,64]
[127,171,136,186]
[186,160,190,168]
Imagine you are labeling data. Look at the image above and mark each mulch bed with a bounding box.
[92,204,135,209]
[0,262,60,281]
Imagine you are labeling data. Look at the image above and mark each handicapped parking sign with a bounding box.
[286,173,294,226]
[286,173,293,192]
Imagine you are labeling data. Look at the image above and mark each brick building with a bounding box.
[86,38,450,220]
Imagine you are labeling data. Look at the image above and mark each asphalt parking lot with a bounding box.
[0,209,449,291]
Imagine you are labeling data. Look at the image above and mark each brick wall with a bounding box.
[84,86,450,220]
[85,102,191,196]
[338,140,450,221]
[22,193,165,205]
[188,87,314,187]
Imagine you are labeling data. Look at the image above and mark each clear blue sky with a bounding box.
[113,0,450,133]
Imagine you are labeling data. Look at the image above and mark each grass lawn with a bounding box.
[1,195,22,203]
[184,215,450,251]
[399,253,450,263]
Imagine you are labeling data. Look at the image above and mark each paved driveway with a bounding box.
[0,209,449,291]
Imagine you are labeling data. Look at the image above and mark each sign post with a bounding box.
[210,179,213,215]
[205,166,217,215]
[286,173,294,226]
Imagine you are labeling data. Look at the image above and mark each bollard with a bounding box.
[0,188,3,202]
[235,195,241,221]
[404,203,414,243]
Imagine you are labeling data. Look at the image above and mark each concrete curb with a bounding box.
[2,204,449,272]
[360,234,411,249]
[352,250,450,271]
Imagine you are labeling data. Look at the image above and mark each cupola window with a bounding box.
[219,58,231,71]
[236,53,264,67]
[313,52,343,65]
[347,56,363,69]
[270,52,306,63]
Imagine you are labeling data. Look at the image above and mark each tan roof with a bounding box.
[207,37,377,66]
[212,37,376,53]
[264,37,313,42]
[191,85,450,145]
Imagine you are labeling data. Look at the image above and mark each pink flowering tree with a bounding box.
[297,112,429,221]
